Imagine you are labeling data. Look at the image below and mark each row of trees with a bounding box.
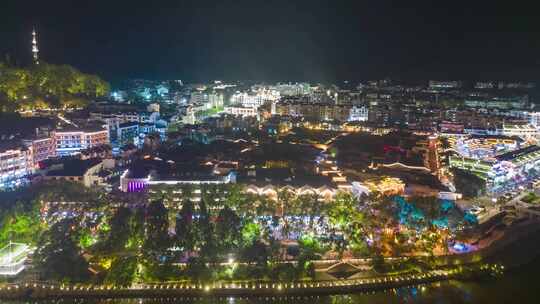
[0,62,109,111]
[29,184,372,284]
[12,182,468,284]
[91,187,326,285]
[0,181,101,247]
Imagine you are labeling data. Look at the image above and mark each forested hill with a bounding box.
[0,62,109,111]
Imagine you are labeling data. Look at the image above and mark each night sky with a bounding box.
[2,0,539,84]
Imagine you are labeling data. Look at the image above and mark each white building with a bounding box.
[147,103,160,113]
[528,112,540,129]
[55,128,109,156]
[498,124,540,140]
[209,93,224,108]
[0,143,34,189]
[348,106,369,122]
[270,83,311,96]
[224,106,258,117]
[429,80,461,89]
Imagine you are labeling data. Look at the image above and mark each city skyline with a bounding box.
[3,3,540,302]
[1,0,539,83]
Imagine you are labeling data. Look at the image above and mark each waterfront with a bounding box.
[0,255,538,303]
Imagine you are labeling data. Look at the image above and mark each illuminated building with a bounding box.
[348,106,369,122]
[275,102,352,122]
[0,242,29,276]
[439,121,465,133]
[428,80,461,89]
[498,124,538,140]
[90,111,149,124]
[117,122,140,147]
[474,82,496,89]
[190,91,223,109]
[464,95,529,110]
[270,83,311,96]
[23,136,56,166]
[450,145,540,189]
[527,112,540,129]
[54,127,109,156]
[0,142,34,189]
[209,93,224,108]
[110,90,127,102]
[244,184,337,201]
[361,177,406,196]
[230,88,278,109]
[147,103,160,113]
[224,106,258,117]
[120,168,236,193]
[453,135,520,160]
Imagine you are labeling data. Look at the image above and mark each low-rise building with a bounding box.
[44,158,107,187]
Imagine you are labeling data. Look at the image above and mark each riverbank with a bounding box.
[0,263,499,300]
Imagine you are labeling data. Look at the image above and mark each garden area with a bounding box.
[522,192,540,205]
[0,181,478,285]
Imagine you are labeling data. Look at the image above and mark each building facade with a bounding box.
[0,144,34,189]
[55,128,109,156]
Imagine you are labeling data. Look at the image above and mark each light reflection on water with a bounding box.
[0,280,532,304]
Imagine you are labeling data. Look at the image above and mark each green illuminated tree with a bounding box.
[0,62,109,111]
[105,256,138,287]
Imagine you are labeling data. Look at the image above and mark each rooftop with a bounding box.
[0,140,26,153]
[237,168,335,188]
[118,121,140,128]
[495,145,540,162]
[46,158,102,177]
[56,125,107,133]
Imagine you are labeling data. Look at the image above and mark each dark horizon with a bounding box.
[2,0,539,84]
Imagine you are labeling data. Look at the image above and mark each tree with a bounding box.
[105,256,138,287]
[195,197,217,260]
[326,191,369,258]
[241,240,269,266]
[241,221,261,246]
[184,257,212,281]
[452,168,486,198]
[0,201,42,246]
[215,206,242,254]
[101,207,133,252]
[34,218,90,282]
[143,201,171,262]
[327,191,358,229]
[175,199,196,253]
[0,62,109,111]
[278,189,295,239]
